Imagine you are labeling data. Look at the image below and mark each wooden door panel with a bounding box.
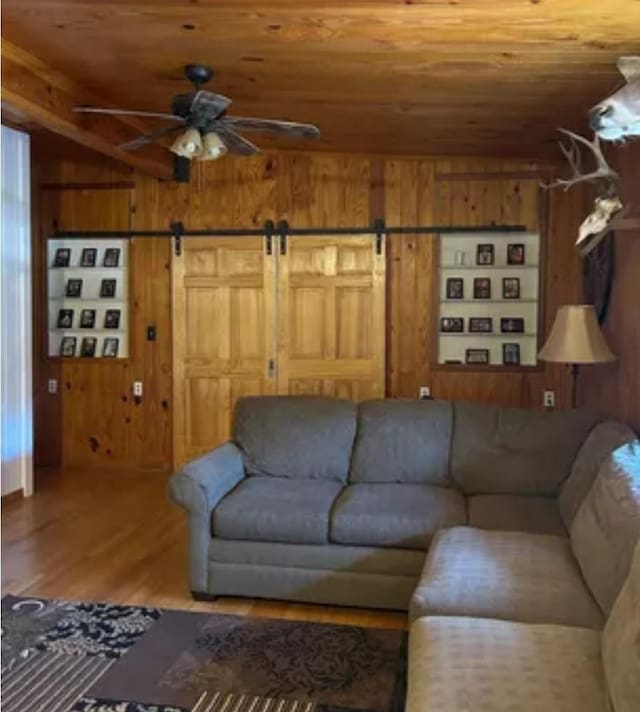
[336,287,373,359]
[289,379,382,401]
[278,235,385,399]
[173,237,275,467]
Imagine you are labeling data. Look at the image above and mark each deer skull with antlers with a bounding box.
[548,129,622,255]
[548,56,639,255]
[589,56,640,141]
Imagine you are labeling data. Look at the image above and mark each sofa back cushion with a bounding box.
[450,402,600,495]
[233,396,357,482]
[558,421,637,529]
[602,539,640,712]
[349,399,453,485]
[570,437,640,614]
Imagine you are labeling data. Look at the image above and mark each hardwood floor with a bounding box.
[1,468,407,630]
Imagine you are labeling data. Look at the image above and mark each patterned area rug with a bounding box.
[1,595,406,712]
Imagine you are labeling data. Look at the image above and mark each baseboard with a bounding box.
[1,490,24,505]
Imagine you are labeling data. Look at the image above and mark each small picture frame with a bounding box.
[469,317,493,333]
[476,244,494,266]
[104,309,121,329]
[440,317,464,333]
[507,243,526,266]
[80,248,97,267]
[502,277,521,299]
[60,336,77,358]
[501,317,525,333]
[473,277,492,300]
[446,278,464,300]
[53,248,71,268]
[503,342,521,365]
[80,309,96,329]
[103,248,121,268]
[65,278,83,298]
[57,309,74,329]
[465,348,490,365]
[80,337,97,358]
[102,337,119,358]
[100,278,117,298]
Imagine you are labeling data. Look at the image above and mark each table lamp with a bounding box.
[539,305,615,408]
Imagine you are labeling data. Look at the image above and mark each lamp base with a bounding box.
[570,363,580,409]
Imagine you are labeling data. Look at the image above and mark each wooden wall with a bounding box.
[580,142,640,433]
[33,142,593,471]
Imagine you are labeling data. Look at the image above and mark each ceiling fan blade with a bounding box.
[190,90,232,120]
[220,116,320,139]
[73,107,185,122]
[214,126,260,156]
[118,124,185,151]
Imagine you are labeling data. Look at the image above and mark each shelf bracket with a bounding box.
[171,220,184,257]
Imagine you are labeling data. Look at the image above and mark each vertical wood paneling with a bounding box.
[580,143,640,433]
[34,142,629,473]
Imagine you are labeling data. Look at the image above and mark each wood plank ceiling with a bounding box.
[2,1,640,158]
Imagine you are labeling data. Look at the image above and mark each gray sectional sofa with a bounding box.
[169,395,640,711]
[407,433,640,712]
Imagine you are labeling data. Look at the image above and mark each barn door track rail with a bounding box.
[53,220,527,256]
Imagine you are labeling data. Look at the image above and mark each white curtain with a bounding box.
[1,125,33,496]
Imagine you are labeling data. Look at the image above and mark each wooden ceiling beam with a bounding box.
[1,40,172,180]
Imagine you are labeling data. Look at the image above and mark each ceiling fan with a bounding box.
[74,64,320,180]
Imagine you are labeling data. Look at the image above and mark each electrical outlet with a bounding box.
[47,378,58,394]
[543,390,555,408]
[419,386,431,400]
[133,381,143,398]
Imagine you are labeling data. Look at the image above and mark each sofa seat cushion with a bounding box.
[407,616,605,712]
[410,527,603,628]
[213,477,343,545]
[233,396,357,481]
[349,399,453,485]
[330,484,466,550]
[468,494,566,536]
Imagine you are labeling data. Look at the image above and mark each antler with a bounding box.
[546,129,620,195]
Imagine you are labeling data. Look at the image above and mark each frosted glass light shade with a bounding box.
[170,128,202,158]
[200,132,228,161]
[539,305,615,364]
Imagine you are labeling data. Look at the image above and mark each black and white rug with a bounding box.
[1,595,406,712]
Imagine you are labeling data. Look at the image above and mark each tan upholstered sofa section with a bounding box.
[407,616,605,712]
[409,527,603,628]
[602,540,640,712]
[570,438,640,614]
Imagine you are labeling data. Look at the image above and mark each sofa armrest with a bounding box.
[169,442,245,515]
[168,442,245,593]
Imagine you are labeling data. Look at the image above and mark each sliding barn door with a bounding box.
[173,237,276,466]
[277,234,386,399]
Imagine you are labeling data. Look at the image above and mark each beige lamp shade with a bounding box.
[539,305,616,364]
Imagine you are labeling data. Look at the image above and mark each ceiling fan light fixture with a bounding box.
[200,131,228,160]
[170,127,202,158]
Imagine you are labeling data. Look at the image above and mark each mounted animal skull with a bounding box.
[548,129,622,255]
[589,56,640,141]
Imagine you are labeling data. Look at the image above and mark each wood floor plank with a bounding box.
[1,469,407,630]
